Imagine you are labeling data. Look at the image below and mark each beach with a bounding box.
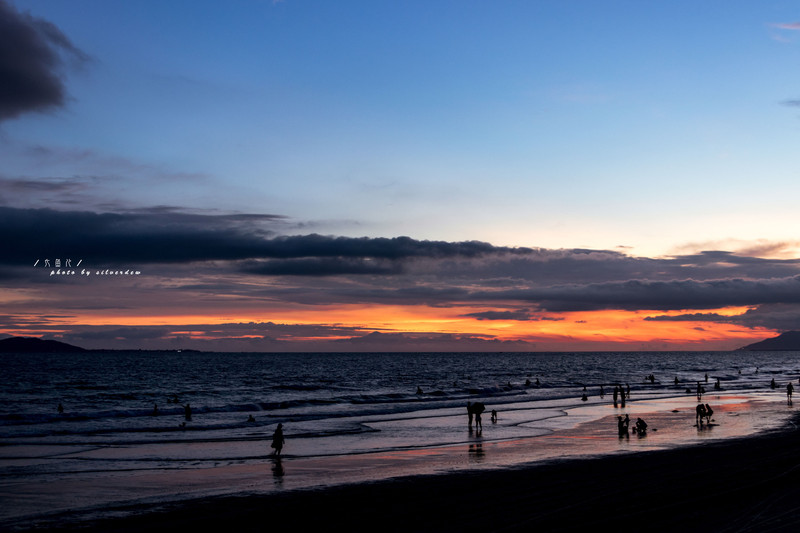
[2,351,799,531]
[10,413,800,532]
[3,399,799,532]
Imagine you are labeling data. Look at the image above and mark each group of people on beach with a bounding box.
[695,403,714,426]
[617,414,648,437]
[611,384,630,407]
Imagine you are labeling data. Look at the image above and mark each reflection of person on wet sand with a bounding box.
[271,423,285,456]
[271,456,285,480]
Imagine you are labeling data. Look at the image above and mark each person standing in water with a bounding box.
[271,423,285,456]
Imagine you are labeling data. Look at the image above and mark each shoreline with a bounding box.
[5,407,799,532]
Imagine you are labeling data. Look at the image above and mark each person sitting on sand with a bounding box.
[271,423,285,456]
[696,404,706,426]
[635,417,648,435]
[704,404,713,425]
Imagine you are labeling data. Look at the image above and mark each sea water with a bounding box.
[0,351,798,523]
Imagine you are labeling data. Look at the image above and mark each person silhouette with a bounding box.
[471,402,486,431]
[184,403,192,421]
[467,401,474,428]
[788,382,794,400]
[271,423,285,456]
[704,403,713,424]
[617,416,629,437]
[57,403,64,414]
[695,404,706,426]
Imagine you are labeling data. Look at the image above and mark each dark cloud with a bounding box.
[335,331,532,350]
[461,309,535,321]
[0,206,532,268]
[0,0,88,121]
[482,276,800,312]
[243,258,402,276]
[782,100,800,107]
[645,304,800,332]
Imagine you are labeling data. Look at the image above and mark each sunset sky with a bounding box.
[2,0,800,351]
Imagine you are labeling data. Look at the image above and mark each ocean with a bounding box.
[1,350,798,525]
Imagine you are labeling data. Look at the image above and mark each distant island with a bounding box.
[739,331,800,351]
[0,336,87,353]
[0,336,202,354]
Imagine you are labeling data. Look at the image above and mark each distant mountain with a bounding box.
[739,331,800,351]
[0,336,87,353]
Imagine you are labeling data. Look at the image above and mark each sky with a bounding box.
[2,0,800,351]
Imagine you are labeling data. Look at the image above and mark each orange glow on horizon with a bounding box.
[8,304,774,349]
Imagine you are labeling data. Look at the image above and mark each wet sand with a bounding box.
[7,407,800,532]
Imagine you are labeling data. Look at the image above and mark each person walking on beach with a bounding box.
[271,423,285,456]
[467,402,474,428]
[788,382,794,401]
[472,402,485,431]
[613,385,619,407]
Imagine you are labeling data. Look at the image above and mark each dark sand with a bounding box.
[15,414,800,533]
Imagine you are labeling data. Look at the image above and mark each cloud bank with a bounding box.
[0,0,88,121]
